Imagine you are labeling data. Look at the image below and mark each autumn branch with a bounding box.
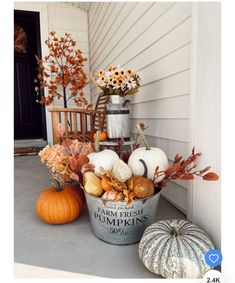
[154,147,219,188]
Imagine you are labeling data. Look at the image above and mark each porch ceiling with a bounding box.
[68,2,91,11]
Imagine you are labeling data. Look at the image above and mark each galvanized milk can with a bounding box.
[84,191,161,245]
[106,95,130,140]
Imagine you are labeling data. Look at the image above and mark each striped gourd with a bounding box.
[139,219,215,279]
[101,190,124,201]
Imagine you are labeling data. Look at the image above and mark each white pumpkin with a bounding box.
[128,124,168,180]
[101,190,124,201]
[88,130,119,176]
[112,159,132,182]
[139,219,215,278]
[88,150,119,176]
[128,147,168,180]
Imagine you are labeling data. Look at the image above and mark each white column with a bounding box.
[188,3,221,248]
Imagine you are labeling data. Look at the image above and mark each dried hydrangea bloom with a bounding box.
[38,139,94,184]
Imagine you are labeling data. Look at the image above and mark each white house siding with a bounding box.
[189,3,221,248]
[14,2,90,144]
[88,2,192,213]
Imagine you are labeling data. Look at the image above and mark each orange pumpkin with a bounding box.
[93,131,107,141]
[101,176,113,191]
[127,176,154,199]
[36,183,84,224]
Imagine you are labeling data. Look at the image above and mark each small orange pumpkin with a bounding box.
[36,181,84,224]
[93,131,107,141]
[127,176,154,199]
[101,176,113,191]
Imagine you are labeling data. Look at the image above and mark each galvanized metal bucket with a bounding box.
[84,191,161,245]
[106,95,130,140]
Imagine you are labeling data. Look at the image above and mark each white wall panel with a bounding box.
[131,95,189,119]
[89,2,110,40]
[130,118,189,142]
[189,3,221,248]
[91,3,135,61]
[123,18,191,71]
[91,2,153,66]
[132,69,190,104]
[92,2,191,72]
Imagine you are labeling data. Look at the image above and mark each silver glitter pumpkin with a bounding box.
[138,219,215,278]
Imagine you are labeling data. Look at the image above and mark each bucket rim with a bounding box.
[84,189,161,204]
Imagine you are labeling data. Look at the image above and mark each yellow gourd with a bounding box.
[84,172,103,197]
[101,190,124,201]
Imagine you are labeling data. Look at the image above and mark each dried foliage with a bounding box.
[99,168,135,204]
[99,168,128,192]
[14,23,27,54]
[154,147,219,188]
[36,31,91,108]
[114,125,144,163]
[39,139,94,186]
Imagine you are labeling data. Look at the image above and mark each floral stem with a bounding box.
[136,124,151,150]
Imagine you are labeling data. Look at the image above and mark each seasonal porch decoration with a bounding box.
[83,123,219,245]
[36,138,94,224]
[139,219,215,278]
[128,123,169,180]
[36,31,91,109]
[36,181,85,224]
[91,66,141,97]
[87,131,119,176]
[91,66,142,140]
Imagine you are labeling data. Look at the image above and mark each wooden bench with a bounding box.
[48,94,109,144]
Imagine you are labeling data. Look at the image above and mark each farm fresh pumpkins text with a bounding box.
[94,205,148,227]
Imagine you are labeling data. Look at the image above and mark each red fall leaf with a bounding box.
[202,172,219,181]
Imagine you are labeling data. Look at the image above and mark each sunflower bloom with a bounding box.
[92,66,141,95]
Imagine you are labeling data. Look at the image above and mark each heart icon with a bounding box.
[209,254,219,264]
[205,249,222,267]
